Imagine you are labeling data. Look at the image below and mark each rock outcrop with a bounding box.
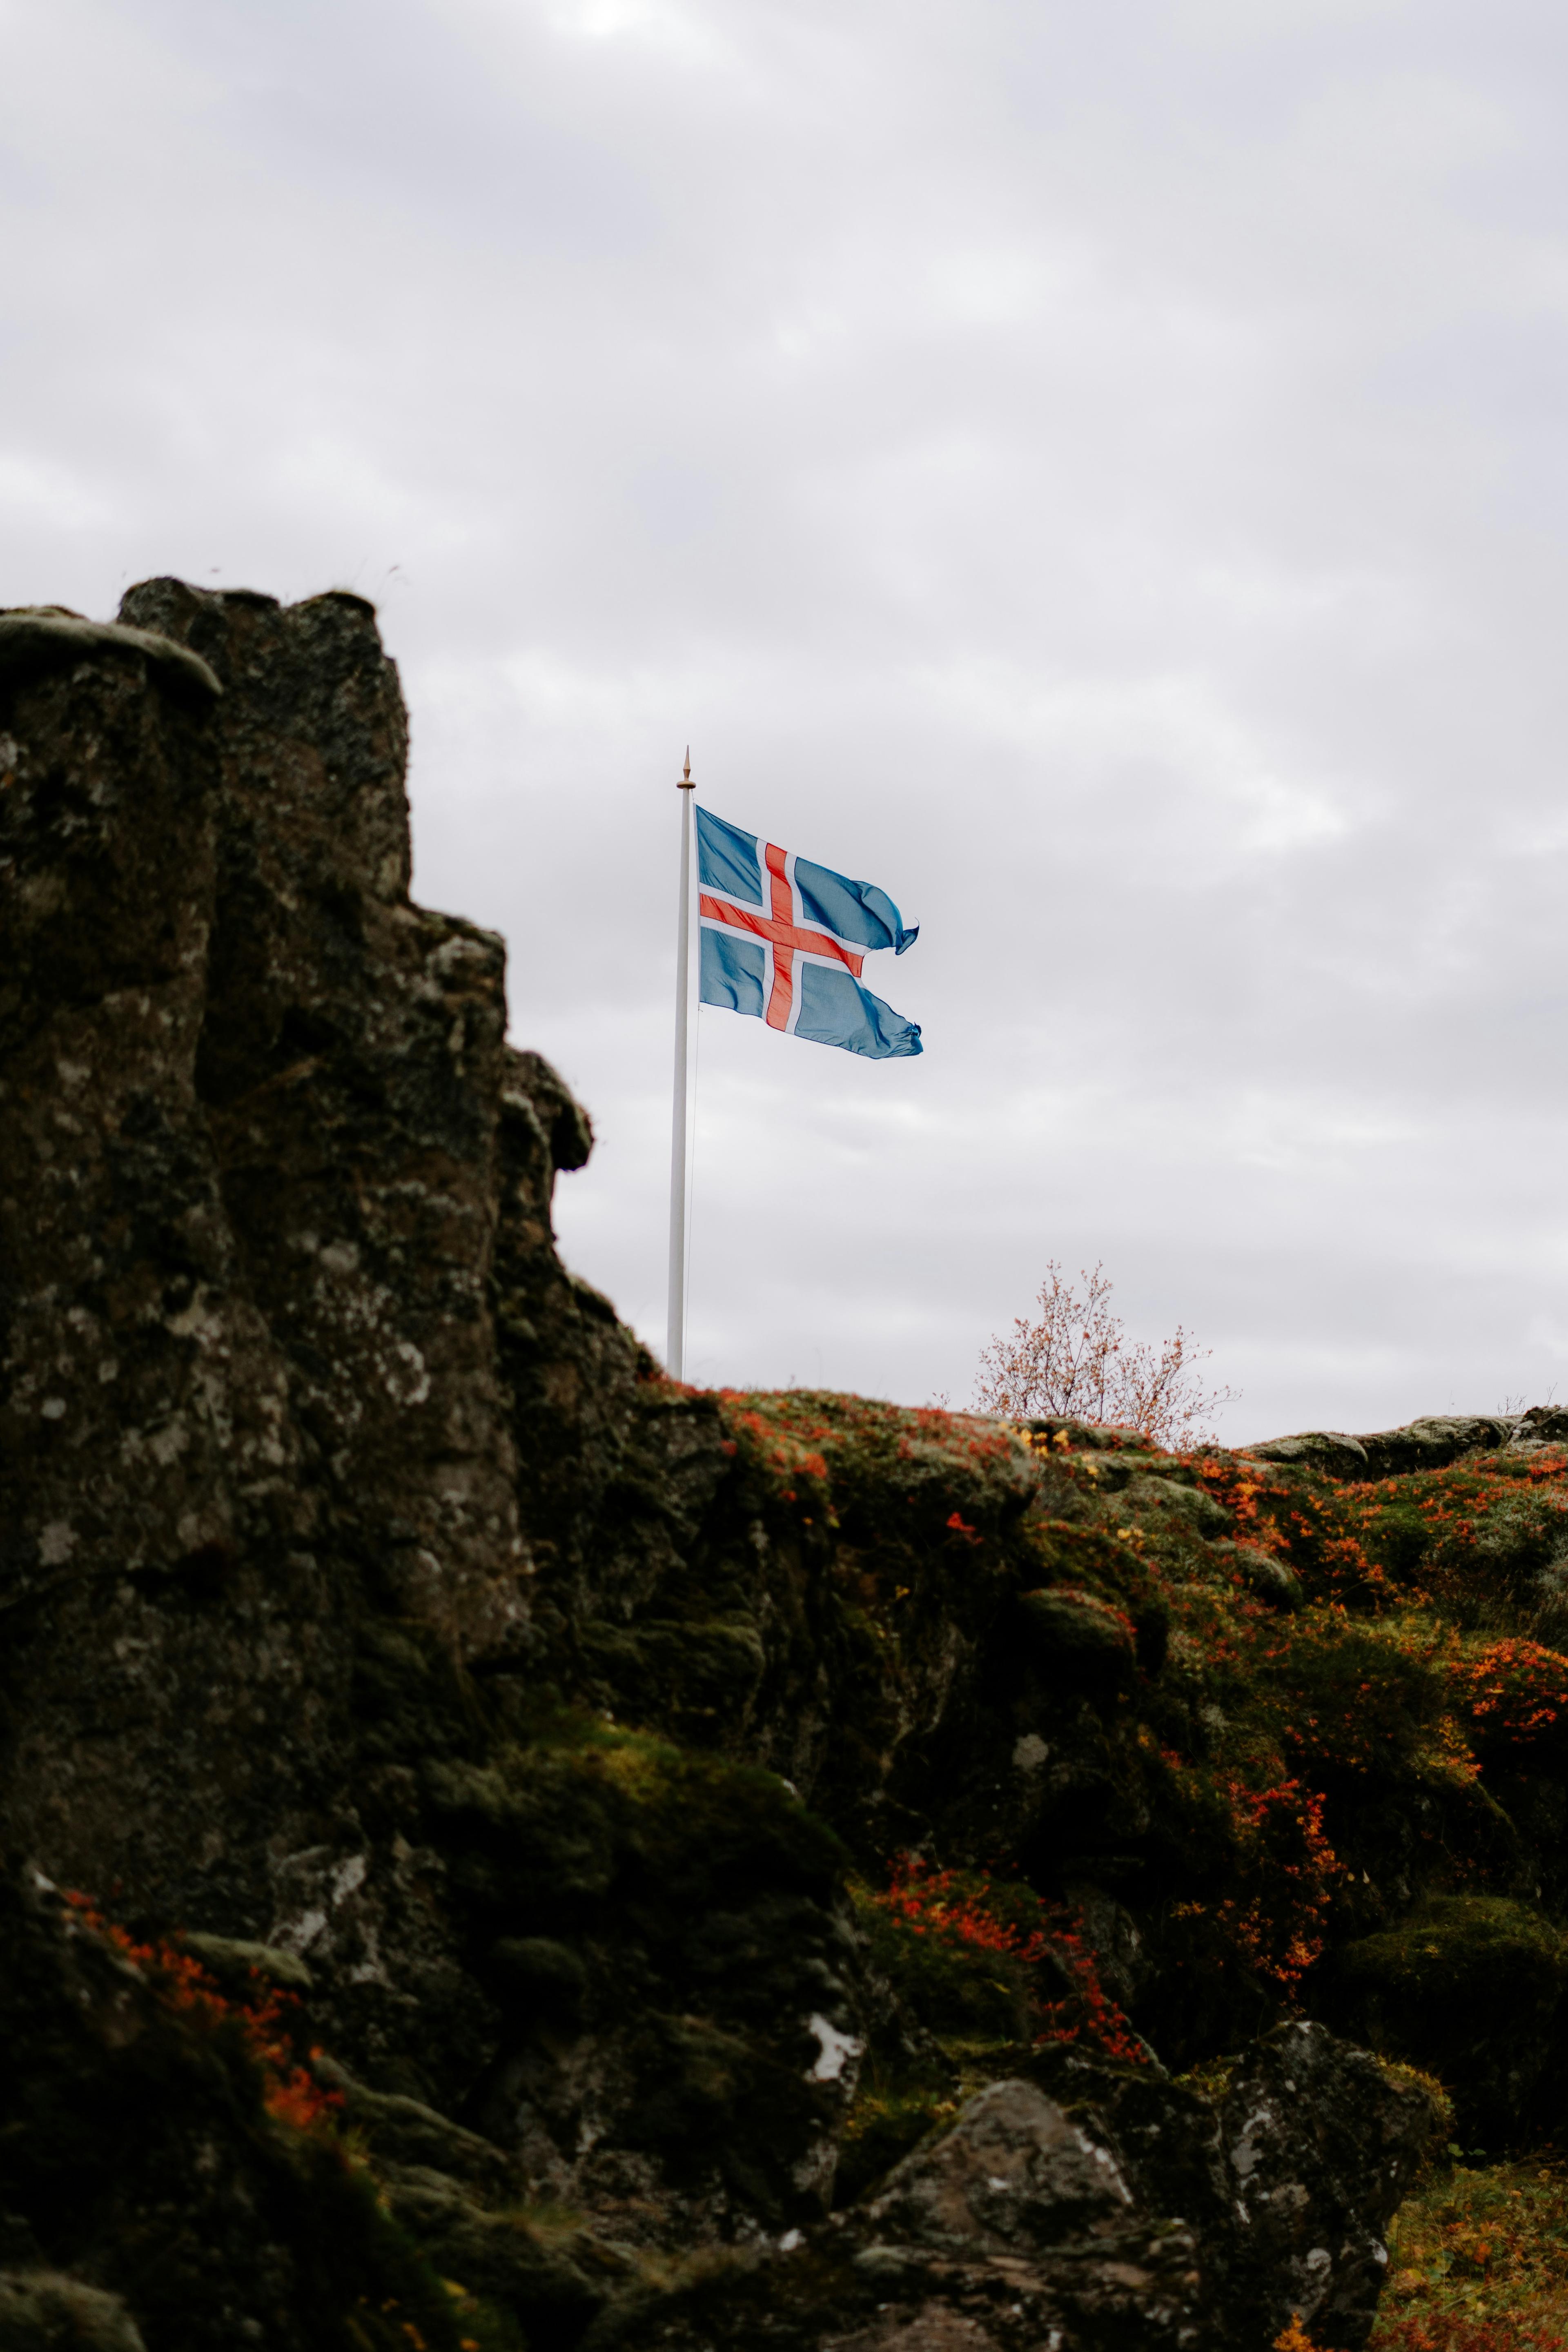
[584,2028,1430,2352]
[28,580,1568,2350]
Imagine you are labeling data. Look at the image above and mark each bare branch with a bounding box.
[974,1263,1236,1448]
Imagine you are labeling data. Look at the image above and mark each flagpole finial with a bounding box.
[678,747,694,790]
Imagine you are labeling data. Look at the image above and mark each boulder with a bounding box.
[1246,1415,1518,1481]
[586,2028,1432,2352]
[0,2270,147,2351]
[1325,1896,1568,2140]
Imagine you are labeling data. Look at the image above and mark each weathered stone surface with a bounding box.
[1246,1412,1520,1481]
[588,2031,1431,2352]
[116,577,528,1659]
[0,582,1460,2349]
[0,1866,481,2352]
[0,605,336,1929]
[1211,2022,1430,2348]
[0,2269,147,2350]
[0,581,586,2097]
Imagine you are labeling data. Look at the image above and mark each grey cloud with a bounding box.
[6,0,1568,1433]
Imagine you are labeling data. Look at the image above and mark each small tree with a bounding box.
[974,1260,1235,1450]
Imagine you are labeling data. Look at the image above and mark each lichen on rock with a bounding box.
[13,577,1568,2350]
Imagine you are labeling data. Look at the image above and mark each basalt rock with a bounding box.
[1,582,535,2105]
[1244,1414,1521,1481]
[585,2027,1431,2352]
[2,583,1467,2349]
[0,1864,479,2352]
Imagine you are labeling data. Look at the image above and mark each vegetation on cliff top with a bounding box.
[51,1378,1565,2333]
[697,1388,1568,2141]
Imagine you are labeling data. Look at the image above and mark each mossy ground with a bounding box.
[1371,2152,1568,2349]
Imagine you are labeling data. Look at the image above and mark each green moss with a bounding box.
[488,1937,587,2021]
[1340,1898,1568,2015]
[427,1712,855,2218]
[1334,1898,1568,2138]
[715,1390,1040,1548]
[342,1403,1568,2189]
[429,1717,848,1951]
[1172,2054,1237,2105]
[833,2086,958,2206]
[1253,1608,1459,1784]
[1015,1586,1136,1696]
[849,1876,1035,2045]
[1372,2056,1456,2185]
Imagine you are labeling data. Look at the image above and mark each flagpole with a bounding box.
[666,749,697,1379]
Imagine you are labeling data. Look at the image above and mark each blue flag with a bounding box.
[695,807,922,1060]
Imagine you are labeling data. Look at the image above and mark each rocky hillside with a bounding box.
[4,585,1566,2352]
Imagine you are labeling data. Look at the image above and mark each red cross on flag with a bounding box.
[694,806,922,1061]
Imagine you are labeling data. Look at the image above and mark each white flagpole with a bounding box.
[666,749,697,1378]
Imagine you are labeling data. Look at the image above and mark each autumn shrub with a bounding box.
[61,1892,339,2134]
[1185,1452,1568,1623]
[1207,1775,1341,1992]
[1312,1462,1568,1621]
[860,1858,1145,2061]
[1419,1481,1568,1613]
[1257,1610,1465,1783]
[1157,1755,1342,2013]
[1446,1640,1568,1765]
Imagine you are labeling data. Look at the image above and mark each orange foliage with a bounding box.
[874,1856,1147,2064]
[62,1891,341,2133]
[1214,1776,1340,1992]
[1448,1639,1568,1754]
[1376,2323,1568,2352]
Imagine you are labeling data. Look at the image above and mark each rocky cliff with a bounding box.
[7,584,1566,2352]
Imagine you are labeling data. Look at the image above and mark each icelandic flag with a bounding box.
[696,807,922,1060]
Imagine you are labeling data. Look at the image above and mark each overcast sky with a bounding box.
[8,0,1568,1439]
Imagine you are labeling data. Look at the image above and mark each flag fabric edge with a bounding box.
[694,806,922,1061]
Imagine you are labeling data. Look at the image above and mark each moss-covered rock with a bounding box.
[0,1868,509,2352]
[1015,1586,1137,1697]
[0,2270,147,2351]
[1329,1897,1568,2139]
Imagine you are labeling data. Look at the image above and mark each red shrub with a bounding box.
[62,1892,340,2133]
[1448,1639,1568,1758]
[872,1857,1147,2064]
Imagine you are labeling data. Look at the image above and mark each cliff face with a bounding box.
[10,581,1560,2352]
[3,587,553,2098]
